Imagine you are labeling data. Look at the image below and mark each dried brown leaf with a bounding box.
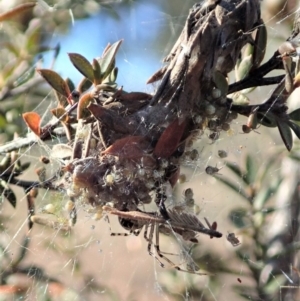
[154,118,186,158]
[22,112,41,136]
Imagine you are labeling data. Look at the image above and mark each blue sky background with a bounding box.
[45,1,188,92]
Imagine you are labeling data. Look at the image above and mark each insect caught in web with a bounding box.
[103,205,222,275]
[226,232,241,247]
[241,106,261,134]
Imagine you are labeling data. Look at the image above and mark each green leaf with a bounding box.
[213,70,228,97]
[65,77,75,93]
[253,179,281,211]
[257,112,277,128]
[25,17,41,53]
[231,92,250,105]
[13,64,36,87]
[92,59,102,85]
[0,180,16,208]
[288,108,300,121]
[238,292,258,301]
[252,21,267,70]
[15,162,31,173]
[237,55,253,81]
[98,40,122,80]
[245,154,257,185]
[256,155,277,184]
[12,235,31,266]
[215,175,249,201]
[261,207,276,214]
[277,120,293,151]
[37,69,70,99]
[289,153,300,162]
[107,67,118,83]
[288,121,300,139]
[264,274,286,295]
[68,53,94,82]
[77,77,93,94]
[224,161,250,186]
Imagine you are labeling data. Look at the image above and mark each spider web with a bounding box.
[1,1,300,301]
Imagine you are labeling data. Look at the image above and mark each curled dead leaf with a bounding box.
[102,136,152,160]
[154,118,187,158]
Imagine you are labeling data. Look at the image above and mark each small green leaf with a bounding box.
[224,161,247,183]
[257,112,277,128]
[15,162,31,173]
[94,83,117,92]
[213,70,228,97]
[252,20,267,70]
[0,180,16,208]
[77,77,93,94]
[13,64,36,87]
[13,235,31,266]
[215,175,249,201]
[245,155,257,185]
[237,55,253,81]
[277,120,293,151]
[261,207,276,214]
[68,53,94,82]
[98,40,122,80]
[264,275,286,295]
[231,92,250,105]
[92,59,102,85]
[253,179,281,211]
[65,77,75,93]
[256,155,277,184]
[25,19,42,53]
[288,121,300,139]
[289,153,300,162]
[108,67,118,83]
[37,69,70,99]
[289,109,300,121]
[238,292,257,301]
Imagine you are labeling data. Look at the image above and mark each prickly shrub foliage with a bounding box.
[2,0,300,300]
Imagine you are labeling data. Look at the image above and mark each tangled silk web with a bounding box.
[1,0,300,301]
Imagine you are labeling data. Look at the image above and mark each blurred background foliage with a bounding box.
[1,0,300,301]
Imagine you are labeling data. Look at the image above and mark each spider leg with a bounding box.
[154,224,208,276]
[105,215,141,236]
[144,223,165,267]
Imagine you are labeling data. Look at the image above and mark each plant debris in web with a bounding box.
[3,0,300,275]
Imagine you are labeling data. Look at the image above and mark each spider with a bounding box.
[205,165,222,175]
[103,205,222,275]
[226,232,241,247]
